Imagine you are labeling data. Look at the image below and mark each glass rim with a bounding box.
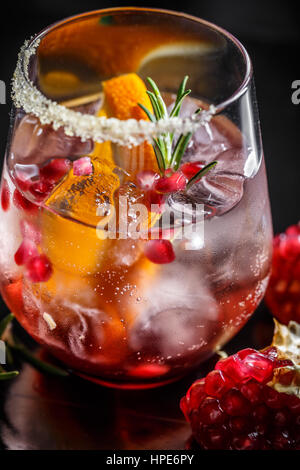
[11,7,253,146]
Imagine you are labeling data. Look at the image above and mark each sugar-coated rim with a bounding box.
[11,7,252,146]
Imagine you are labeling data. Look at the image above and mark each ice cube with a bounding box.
[9,112,93,168]
[129,263,219,358]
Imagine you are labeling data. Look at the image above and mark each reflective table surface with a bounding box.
[0,304,273,450]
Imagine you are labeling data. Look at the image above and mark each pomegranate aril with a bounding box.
[136,170,159,190]
[273,430,293,450]
[180,397,190,422]
[242,352,274,383]
[274,409,291,427]
[199,425,229,450]
[1,179,10,211]
[73,157,93,176]
[26,254,52,283]
[286,394,300,414]
[13,189,37,213]
[154,171,187,194]
[240,381,263,404]
[144,239,175,264]
[147,190,165,213]
[204,370,233,398]
[286,224,300,236]
[40,158,71,183]
[215,355,252,383]
[186,379,206,411]
[29,179,53,200]
[180,161,204,179]
[232,433,260,450]
[221,389,251,416]
[265,223,300,324]
[198,397,226,425]
[252,403,270,423]
[236,348,258,360]
[229,416,250,434]
[263,386,286,409]
[14,239,38,266]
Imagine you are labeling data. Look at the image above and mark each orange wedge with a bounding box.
[102,73,158,174]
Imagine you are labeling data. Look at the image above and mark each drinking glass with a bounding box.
[0,8,273,389]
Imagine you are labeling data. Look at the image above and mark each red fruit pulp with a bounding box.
[13,189,37,213]
[180,161,204,179]
[154,171,187,194]
[40,158,71,183]
[26,254,52,283]
[144,239,175,264]
[136,170,159,190]
[73,157,93,176]
[14,239,38,266]
[1,179,10,212]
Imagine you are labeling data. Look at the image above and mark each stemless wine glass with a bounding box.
[0,8,273,389]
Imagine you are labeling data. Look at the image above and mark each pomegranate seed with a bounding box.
[1,179,10,211]
[229,416,250,434]
[154,171,187,194]
[240,381,263,404]
[199,425,229,450]
[236,348,258,360]
[13,189,37,213]
[287,394,300,414]
[233,434,260,450]
[14,239,38,266]
[20,220,41,244]
[198,397,226,425]
[215,355,252,383]
[40,158,71,183]
[73,157,93,176]
[204,370,233,398]
[273,430,293,450]
[274,409,291,427]
[144,239,175,264]
[136,170,159,190]
[147,190,165,213]
[242,352,274,383]
[263,386,286,409]
[180,397,190,422]
[186,379,206,411]
[221,389,251,416]
[29,179,53,200]
[252,404,270,423]
[286,224,300,236]
[180,161,204,179]
[265,223,300,324]
[26,254,52,283]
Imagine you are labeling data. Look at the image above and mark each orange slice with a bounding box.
[102,73,158,174]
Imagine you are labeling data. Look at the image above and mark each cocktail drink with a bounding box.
[0,9,272,388]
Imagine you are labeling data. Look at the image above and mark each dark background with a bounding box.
[0,0,299,233]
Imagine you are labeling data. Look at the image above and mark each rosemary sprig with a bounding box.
[0,312,69,380]
[186,161,218,189]
[138,76,217,187]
